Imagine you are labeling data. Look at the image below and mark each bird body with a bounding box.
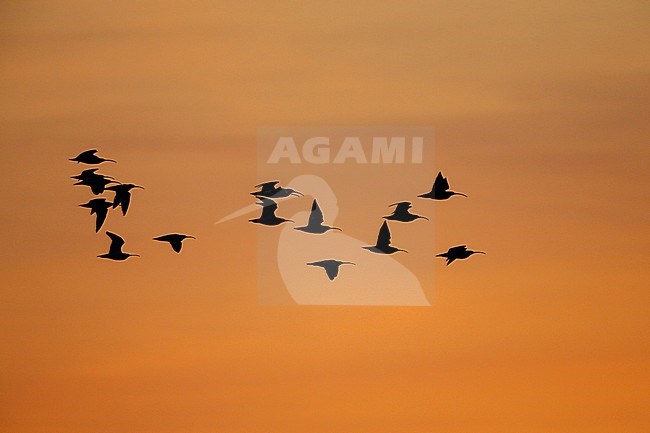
[436,245,485,265]
[71,168,114,182]
[383,201,428,223]
[98,231,139,260]
[295,199,341,234]
[69,149,117,164]
[73,174,116,195]
[307,259,355,280]
[79,198,112,232]
[418,171,467,200]
[251,181,303,199]
[249,197,293,226]
[107,183,144,216]
[153,234,195,253]
[363,221,407,254]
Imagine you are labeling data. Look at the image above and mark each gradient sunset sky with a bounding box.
[1,1,649,432]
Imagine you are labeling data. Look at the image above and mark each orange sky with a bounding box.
[1,1,649,432]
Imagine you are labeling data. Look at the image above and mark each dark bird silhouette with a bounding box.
[307,259,355,280]
[79,198,112,232]
[418,171,467,200]
[98,231,139,260]
[383,201,429,223]
[106,183,144,216]
[70,168,114,182]
[73,174,116,195]
[436,245,485,265]
[249,197,293,226]
[69,149,117,165]
[250,181,303,199]
[153,233,195,253]
[363,221,407,254]
[295,199,341,234]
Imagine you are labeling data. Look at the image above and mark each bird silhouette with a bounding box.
[98,231,139,260]
[249,197,293,226]
[153,233,195,253]
[436,245,485,265]
[79,198,112,232]
[418,171,467,200]
[294,199,342,234]
[251,181,303,199]
[69,149,117,165]
[363,221,407,254]
[73,174,116,195]
[70,168,115,182]
[383,201,429,223]
[307,259,355,280]
[106,183,144,216]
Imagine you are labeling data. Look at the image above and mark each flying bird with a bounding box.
[70,168,114,182]
[307,259,355,281]
[69,149,117,165]
[436,245,485,265]
[153,234,195,253]
[383,202,429,223]
[98,231,139,260]
[295,199,342,234]
[251,181,303,199]
[73,174,116,195]
[363,221,407,254]
[107,183,144,216]
[249,197,293,226]
[418,171,467,200]
[79,198,112,232]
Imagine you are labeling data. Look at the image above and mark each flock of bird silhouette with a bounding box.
[70,149,485,273]
[248,173,485,280]
[70,149,195,260]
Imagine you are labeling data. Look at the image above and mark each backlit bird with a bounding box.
[69,149,117,165]
[78,198,112,232]
[363,221,407,254]
[307,259,355,280]
[295,199,342,234]
[153,234,195,253]
[73,174,116,195]
[418,171,467,200]
[436,245,485,265]
[107,183,144,216]
[98,231,139,260]
[249,197,293,226]
[70,168,114,182]
[383,201,428,223]
[251,181,303,199]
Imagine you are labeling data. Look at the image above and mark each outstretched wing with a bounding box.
[376,221,392,249]
[170,239,183,253]
[95,207,109,232]
[449,245,468,254]
[433,172,450,192]
[106,231,125,254]
[308,199,324,227]
[255,180,280,191]
[259,198,279,218]
[79,149,98,157]
[392,202,412,213]
[324,264,339,281]
[119,191,131,216]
